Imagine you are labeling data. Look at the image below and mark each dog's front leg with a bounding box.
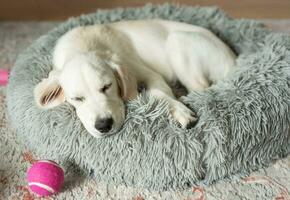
[146,75,197,128]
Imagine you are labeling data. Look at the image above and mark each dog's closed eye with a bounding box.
[100,83,112,93]
[71,96,85,102]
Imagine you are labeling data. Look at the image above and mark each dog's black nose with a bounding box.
[95,117,113,133]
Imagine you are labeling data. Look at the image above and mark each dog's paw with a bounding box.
[171,102,197,129]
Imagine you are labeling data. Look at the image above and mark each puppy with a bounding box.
[34,19,236,138]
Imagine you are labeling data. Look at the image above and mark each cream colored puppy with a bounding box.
[34,19,236,138]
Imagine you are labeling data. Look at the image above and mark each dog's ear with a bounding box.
[34,70,65,109]
[103,52,138,100]
[114,65,138,101]
[107,56,137,101]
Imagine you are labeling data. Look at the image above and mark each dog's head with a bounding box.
[34,52,138,138]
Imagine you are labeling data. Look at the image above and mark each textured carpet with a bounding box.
[1,10,290,200]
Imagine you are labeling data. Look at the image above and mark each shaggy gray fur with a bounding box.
[6,4,290,191]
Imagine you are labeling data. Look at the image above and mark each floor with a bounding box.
[1,1,290,20]
[0,20,290,200]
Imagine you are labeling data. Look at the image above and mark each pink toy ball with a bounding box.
[0,69,9,86]
[26,160,65,197]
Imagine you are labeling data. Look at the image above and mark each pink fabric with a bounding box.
[0,69,9,86]
[27,160,64,197]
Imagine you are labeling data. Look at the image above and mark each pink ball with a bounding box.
[26,160,64,197]
[0,69,9,86]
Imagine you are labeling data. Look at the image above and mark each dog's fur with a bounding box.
[34,19,236,138]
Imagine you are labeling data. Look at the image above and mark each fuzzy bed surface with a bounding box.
[6,4,290,191]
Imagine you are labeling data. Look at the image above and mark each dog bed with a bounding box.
[7,4,290,191]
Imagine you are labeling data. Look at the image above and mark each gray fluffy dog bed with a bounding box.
[7,4,290,191]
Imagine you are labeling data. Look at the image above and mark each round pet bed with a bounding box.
[7,4,290,191]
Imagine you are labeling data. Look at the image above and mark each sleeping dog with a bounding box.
[34,20,236,138]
